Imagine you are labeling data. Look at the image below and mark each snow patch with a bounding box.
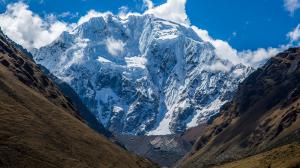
[113,106,123,113]
[147,115,172,135]
[97,56,112,63]
[125,56,147,69]
[187,98,225,128]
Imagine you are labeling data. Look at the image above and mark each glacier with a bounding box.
[32,14,252,135]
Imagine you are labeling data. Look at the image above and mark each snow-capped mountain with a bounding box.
[32,14,252,135]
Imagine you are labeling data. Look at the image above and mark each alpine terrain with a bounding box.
[33,14,252,135]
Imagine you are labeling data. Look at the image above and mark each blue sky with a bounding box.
[0,0,300,51]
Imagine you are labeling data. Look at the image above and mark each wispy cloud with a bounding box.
[58,11,79,19]
[105,37,125,56]
[205,61,231,72]
[288,24,300,44]
[284,0,300,15]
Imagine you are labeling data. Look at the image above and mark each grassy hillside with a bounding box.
[213,142,300,168]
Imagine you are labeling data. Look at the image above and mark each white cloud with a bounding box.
[58,11,79,19]
[191,26,211,41]
[288,24,300,43]
[239,47,283,68]
[212,40,242,65]
[207,61,231,72]
[191,26,284,69]
[192,26,241,65]
[144,0,190,25]
[105,37,125,56]
[77,10,112,26]
[284,0,300,15]
[0,2,68,50]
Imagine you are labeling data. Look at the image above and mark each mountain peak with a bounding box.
[32,14,252,135]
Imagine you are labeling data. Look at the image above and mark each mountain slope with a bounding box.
[33,14,252,135]
[0,28,155,168]
[178,47,300,168]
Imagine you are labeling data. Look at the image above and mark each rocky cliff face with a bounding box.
[178,47,300,168]
[33,14,252,135]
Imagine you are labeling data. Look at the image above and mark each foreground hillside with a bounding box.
[0,29,155,168]
[213,142,300,168]
[178,47,300,168]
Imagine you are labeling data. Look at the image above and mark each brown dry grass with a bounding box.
[212,143,300,168]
